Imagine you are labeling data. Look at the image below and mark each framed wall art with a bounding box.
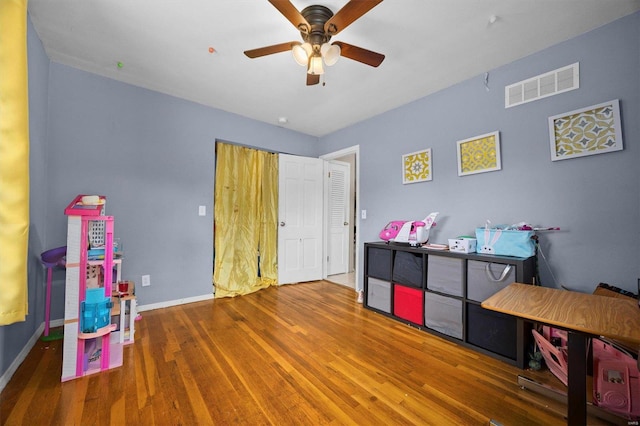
[548,99,623,161]
[402,148,432,184]
[456,131,501,176]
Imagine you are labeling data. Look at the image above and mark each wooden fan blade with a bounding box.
[244,41,300,58]
[333,41,385,67]
[268,0,310,33]
[306,73,320,86]
[324,0,383,36]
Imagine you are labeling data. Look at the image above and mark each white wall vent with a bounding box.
[505,62,579,108]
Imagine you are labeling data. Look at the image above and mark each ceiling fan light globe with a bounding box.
[307,55,324,75]
[320,42,331,56]
[322,44,341,66]
[292,44,309,66]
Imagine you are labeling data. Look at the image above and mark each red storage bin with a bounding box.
[393,284,424,325]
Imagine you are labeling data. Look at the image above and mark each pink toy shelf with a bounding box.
[61,194,123,381]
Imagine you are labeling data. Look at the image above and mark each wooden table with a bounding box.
[482,283,640,425]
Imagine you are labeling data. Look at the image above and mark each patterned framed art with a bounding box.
[456,131,501,177]
[548,99,623,161]
[402,148,432,184]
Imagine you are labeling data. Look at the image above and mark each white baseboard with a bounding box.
[0,294,212,394]
[137,293,214,312]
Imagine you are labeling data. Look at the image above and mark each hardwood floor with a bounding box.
[0,281,610,425]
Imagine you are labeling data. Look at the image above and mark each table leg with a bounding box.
[119,298,125,344]
[44,267,52,336]
[129,298,136,343]
[567,331,587,425]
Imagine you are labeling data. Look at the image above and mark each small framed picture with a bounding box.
[402,148,432,184]
[456,131,501,176]
[548,99,623,161]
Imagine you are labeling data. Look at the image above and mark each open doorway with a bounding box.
[321,146,359,290]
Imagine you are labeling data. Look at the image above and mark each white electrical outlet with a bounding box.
[141,274,151,287]
[198,205,206,216]
[361,210,367,219]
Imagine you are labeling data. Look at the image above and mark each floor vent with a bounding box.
[505,62,579,108]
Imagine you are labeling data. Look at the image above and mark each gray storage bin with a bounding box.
[367,247,392,280]
[467,260,515,302]
[467,302,517,360]
[392,250,424,288]
[424,292,462,339]
[366,278,391,313]
[426,256,464,296]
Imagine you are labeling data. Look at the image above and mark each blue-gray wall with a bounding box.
[44,62,318,312]
[2,11,638,384]
[320,11,640,295]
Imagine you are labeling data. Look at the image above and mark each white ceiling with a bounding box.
[28,0,640,137]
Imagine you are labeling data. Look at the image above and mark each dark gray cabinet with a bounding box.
[364,241,536,368]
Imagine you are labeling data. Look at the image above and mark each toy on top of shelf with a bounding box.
[64,194,106,216]
[379,212,439,246]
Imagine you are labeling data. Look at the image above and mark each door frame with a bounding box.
[320,145,360,289]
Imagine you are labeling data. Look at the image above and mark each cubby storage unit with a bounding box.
[364,241,536,368]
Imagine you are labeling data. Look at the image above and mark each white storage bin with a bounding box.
[424,292,462,339]
[366,278,391,313]
[427,256,464,296]
[467,260,515,302]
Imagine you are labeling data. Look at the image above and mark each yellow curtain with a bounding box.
[0,0,30,324]
[213,143,278,297]
[258,150,278,284]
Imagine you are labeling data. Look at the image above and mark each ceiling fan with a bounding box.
[244,0,385,86]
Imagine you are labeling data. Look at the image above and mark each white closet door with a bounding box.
[278,154,323,284]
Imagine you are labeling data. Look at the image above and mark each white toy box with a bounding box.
[448,237,477,253]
